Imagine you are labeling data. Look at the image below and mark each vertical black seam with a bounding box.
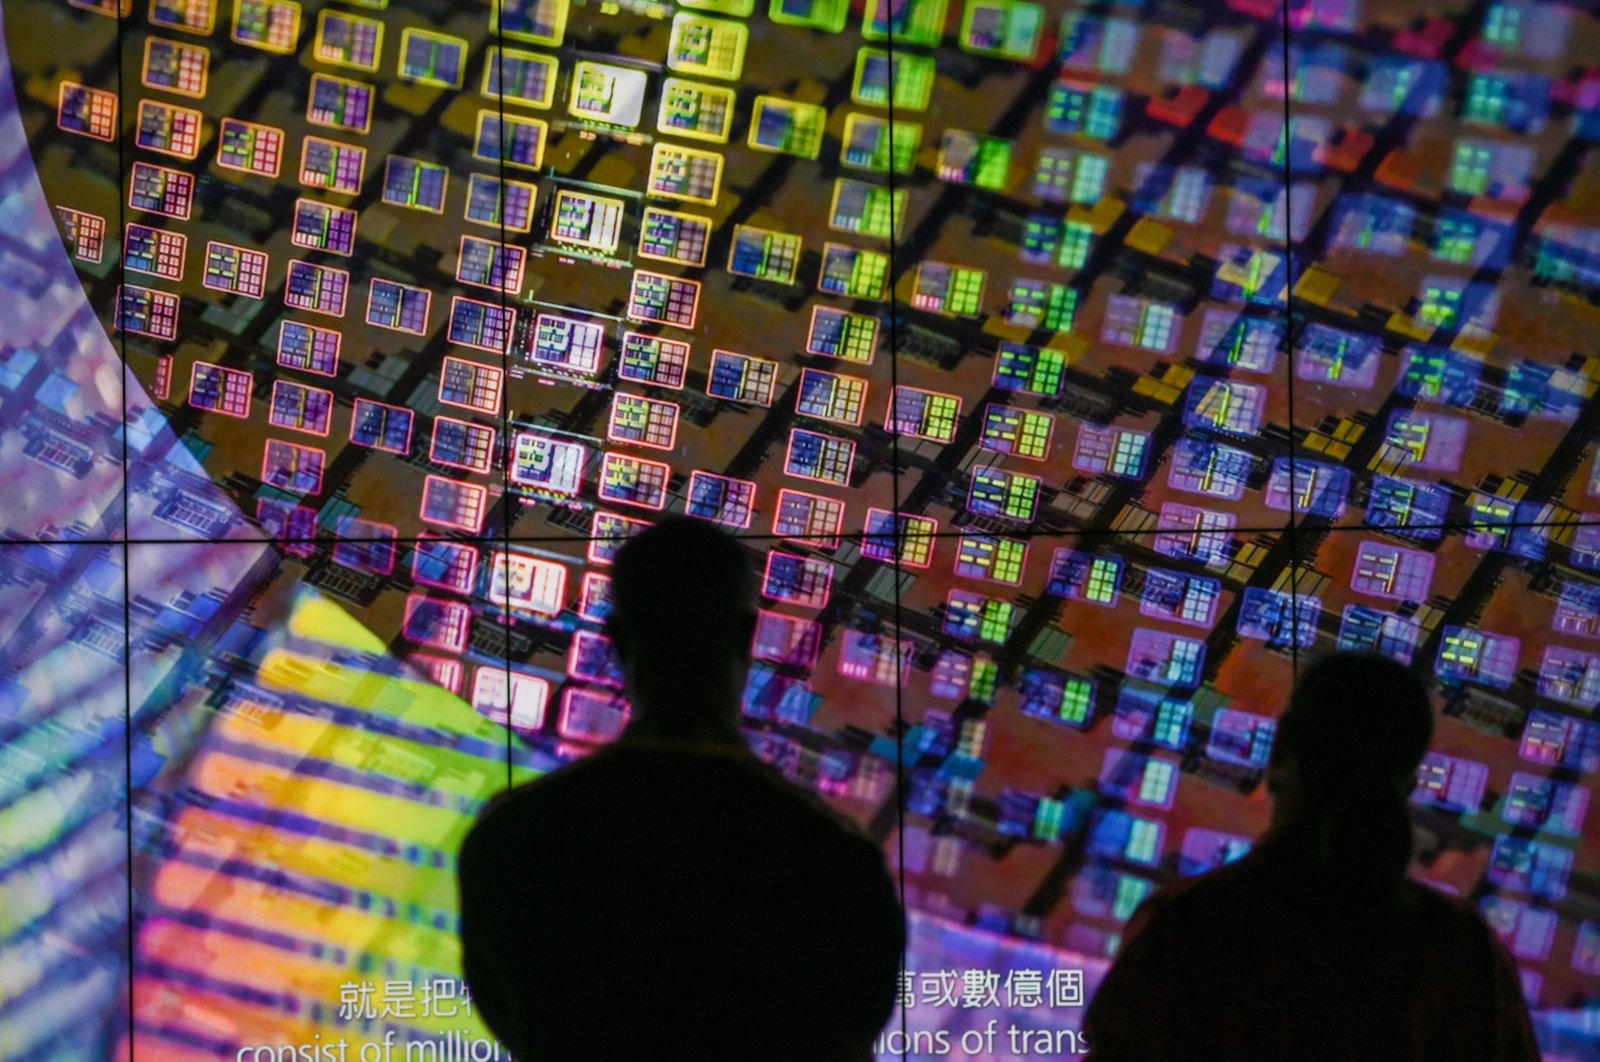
[880,1,908,1056]
[1278,4,1303,684]
[116,1,134,1056]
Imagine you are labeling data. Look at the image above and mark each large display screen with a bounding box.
[1,0,1598,1056]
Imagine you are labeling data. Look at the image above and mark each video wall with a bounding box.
[1,0,1598,1056]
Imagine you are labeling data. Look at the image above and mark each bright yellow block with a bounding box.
[1069,195,1124,234]
[192,751,471,848]
[259,648,497,736]
[1294,267,1341,306]
[1131,376,1182,404]
[1162,364,1195,390]
[1125,218,1172,256]
[1057,334,1092,361]
[1333,418,1366,443]
[172,806,461,913]
[1386,312,1435,341]
[290,592,389,654]
[218,709,499,799]
[1452,326,1498,358]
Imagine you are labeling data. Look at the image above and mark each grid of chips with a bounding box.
[11,0,1600,1048]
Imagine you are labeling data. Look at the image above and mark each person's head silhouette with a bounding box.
[1266,651,1434,892]
[604,516,759,742]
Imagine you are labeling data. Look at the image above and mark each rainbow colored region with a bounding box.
[3,0,1600,1056]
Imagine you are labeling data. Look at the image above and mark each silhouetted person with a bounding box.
[1084,651,1540,1062]
[457,517,906,1061]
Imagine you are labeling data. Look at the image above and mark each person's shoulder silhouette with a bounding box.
[457,518,906,1062]
[1084,652,1541,1062]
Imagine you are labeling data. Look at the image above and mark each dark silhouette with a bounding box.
[1084,651,1541,1062]
[457,517,906,1061]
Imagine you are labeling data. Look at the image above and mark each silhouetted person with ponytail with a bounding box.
[1084,652,1540,1061]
